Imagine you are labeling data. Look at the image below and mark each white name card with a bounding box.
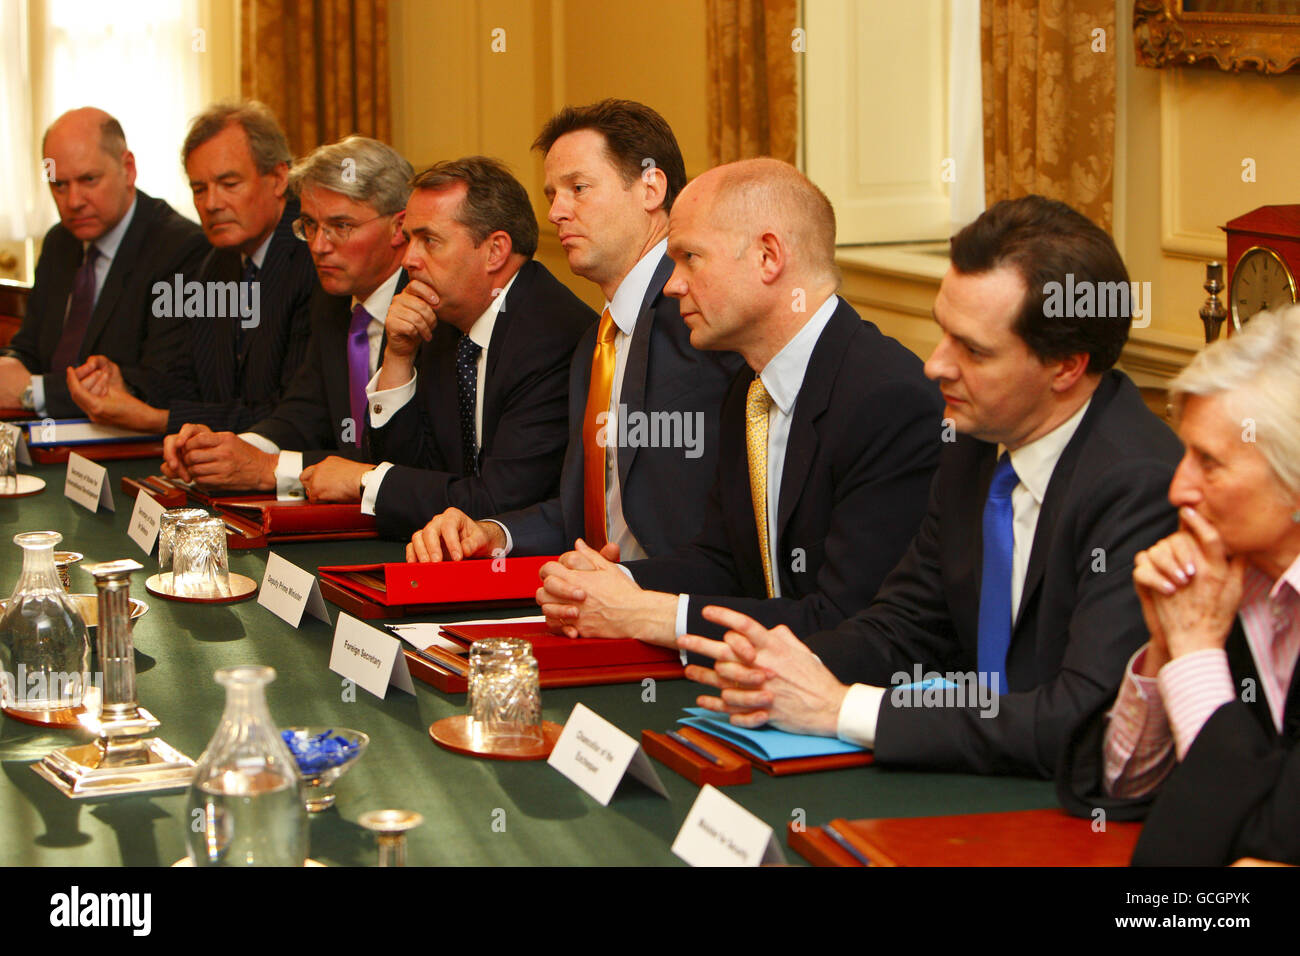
[126,490,165,554]
[64,452,113,512]
[258,552,329,628]
[328,612,414,699]
[547,703,667,806]
[672,784,785,867]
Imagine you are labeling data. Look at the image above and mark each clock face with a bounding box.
[1230,246,1297,330]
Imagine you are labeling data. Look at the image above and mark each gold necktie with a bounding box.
[746,377,775,598]
[582,308,617,549]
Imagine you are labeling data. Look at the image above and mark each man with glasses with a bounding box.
[161,135,412,498]
[68,100,316,435]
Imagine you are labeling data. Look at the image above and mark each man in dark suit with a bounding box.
[0,108,206,417]
[67,101,315,435]
[534,159,942,648]
[681,196,1183,779]
[406,100,740,562]
[354,157,596,537]
[159,135,413,497]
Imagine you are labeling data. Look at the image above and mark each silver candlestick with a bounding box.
[359,809,423,866]
[35,559,196,798]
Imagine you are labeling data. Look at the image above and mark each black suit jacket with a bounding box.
[492,252,744,557]
[4,189,208,417]
[367,260,597,539]
[627,298,942,640]
[247,270,409,465]
[804,370,1183,778]
[1058,620,1300,866]
[159,198,316,434]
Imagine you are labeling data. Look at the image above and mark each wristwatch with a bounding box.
[19,384,34,411]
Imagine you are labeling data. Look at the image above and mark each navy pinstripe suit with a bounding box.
[160,197,316,434]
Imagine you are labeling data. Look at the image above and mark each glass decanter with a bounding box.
[184,666,308,866]
[0,531,91,717]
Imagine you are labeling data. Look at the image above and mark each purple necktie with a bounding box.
[347,304,371,448]
[51,244,101,373]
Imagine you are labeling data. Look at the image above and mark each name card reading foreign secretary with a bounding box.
[126,489,165,554]
[64,452,113,513]
[547,703,668,806]
[329,612,415,699]
[672,784,785,867]
[258,552,330,628]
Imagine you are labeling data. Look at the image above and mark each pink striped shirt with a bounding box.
[1103,553,1300,798]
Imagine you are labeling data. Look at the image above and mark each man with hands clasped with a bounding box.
[534,158,942,650]
[1060,305,1300,865]
[679,196,1185,779]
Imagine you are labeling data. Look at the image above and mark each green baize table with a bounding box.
[0,457,1056,866]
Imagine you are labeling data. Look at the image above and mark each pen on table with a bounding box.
[824,821,873,866]
[667,729,723,766]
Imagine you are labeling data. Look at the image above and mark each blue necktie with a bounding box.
[456,333,482,476]
[977,452,1019,696]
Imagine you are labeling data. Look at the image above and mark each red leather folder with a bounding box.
[0,407,30,421]
[788,809,1142,867]
[400,618,686,693]
[118,475,377,549]
[318,556,552,620]
[29,440,165,464]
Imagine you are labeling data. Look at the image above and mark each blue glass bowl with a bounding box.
[281,727,369,812]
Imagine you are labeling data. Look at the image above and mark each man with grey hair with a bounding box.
[0,107,206,417]
[535,157,942,648]
[161,135,412,497]
[68,100,316,436]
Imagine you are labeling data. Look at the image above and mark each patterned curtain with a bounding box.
[705,0,799,167]
[981,0,1116,230]
[240,0,391,157]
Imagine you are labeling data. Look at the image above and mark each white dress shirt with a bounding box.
[494,239,668,557]
[241,266,403,498]
[30,194,138,416]
[358,268,518,515]
[671,293,841,637]
[836,395,1093,749]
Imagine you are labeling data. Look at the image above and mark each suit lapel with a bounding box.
[775,301,853,545]
[1224,618,1278,736]
[81,195,152,360]
[616,253,673,489]
[1013,372,1122,628]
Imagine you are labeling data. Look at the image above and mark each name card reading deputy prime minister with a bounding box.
[258,552,329,628]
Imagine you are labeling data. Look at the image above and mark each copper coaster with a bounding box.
[3,703,87,729]
[0,475,46,498]
[429,715,562,761]
[145,572,258,604]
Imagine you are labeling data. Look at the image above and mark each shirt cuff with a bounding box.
[239,431,280,455]
[1102,645,1175,797]
[30,374,46,417]
[836,683,885,750]
[359,461,395,516]
[274,450,304,499]
[366,369,416,429]
[1158,648,1235,761]
[674,593,690,639]
[484,519,513,556]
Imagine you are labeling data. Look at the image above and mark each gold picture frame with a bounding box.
[1135,1,1300,73]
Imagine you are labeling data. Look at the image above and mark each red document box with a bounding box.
[402,618,685,693]
[788,808,1142,867]
[30,440,164,464]
[318,556,552,620]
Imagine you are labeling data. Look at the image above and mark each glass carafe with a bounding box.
[184,666,308,866]
[0,531,91,716]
